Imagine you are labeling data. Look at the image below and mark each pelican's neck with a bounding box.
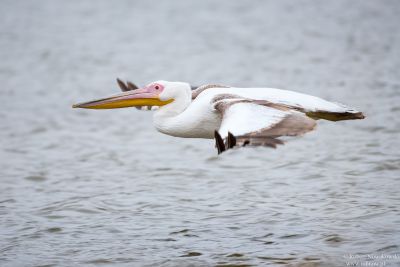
[153,87,192,136]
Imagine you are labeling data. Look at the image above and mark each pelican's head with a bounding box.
[73,80,191,110]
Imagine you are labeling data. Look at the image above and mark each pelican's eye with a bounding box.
[149,83,163,92]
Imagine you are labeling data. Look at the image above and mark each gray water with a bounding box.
[1,1,400,266]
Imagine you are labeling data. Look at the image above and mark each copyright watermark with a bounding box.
[343,253,400,266]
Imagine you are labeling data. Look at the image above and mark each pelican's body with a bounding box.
[153,85,218,138]
[153,85,359,139]
[73,80,364,153]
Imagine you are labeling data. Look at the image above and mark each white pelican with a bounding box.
[73,79,365,154]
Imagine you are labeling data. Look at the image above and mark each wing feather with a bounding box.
[213,95,316,150]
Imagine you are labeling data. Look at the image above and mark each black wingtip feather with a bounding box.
[127,81,139,90]
[116,78,129,92]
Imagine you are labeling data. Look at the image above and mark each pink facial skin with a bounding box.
[119,82,166,99]
[110,82,166,100]
[120,82,165,98]
[144,83,165,94]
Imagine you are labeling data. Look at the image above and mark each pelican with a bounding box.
[73,79,365,154]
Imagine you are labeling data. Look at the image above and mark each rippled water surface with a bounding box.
[1,0,400,266]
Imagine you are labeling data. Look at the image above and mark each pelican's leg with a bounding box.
[227,132,236,149]
[214,130,226,154]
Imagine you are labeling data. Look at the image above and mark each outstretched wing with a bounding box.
[213,95,316,153]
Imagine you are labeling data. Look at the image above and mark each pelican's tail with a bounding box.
[306,109,365,121]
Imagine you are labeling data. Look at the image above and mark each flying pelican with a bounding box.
[73,79,365,154]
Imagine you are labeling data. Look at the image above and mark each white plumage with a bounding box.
[153,82,362,138]
[73,80,365,153]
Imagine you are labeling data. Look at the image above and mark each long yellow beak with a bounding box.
[72,88,172,109]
